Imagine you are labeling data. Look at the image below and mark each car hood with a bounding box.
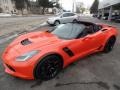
[4,31,62,55]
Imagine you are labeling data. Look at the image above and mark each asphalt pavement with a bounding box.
[0,16,120,90]
[0,15,51,36]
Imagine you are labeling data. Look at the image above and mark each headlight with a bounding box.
[16,50,39,61]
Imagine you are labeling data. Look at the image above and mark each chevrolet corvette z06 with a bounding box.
[2,21,118,80]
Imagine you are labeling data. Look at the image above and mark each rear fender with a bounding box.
[102,27,117,48]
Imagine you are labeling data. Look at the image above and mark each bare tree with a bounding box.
[38,0,54,14]
[12,0,30,15]
[90,0,99,14]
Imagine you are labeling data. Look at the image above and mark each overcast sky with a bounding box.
[60,0,95,11]
[33,0,97,11]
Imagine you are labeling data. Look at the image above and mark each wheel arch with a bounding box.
[102,35,116,53]
[45,53,64,66]
[103,28,117,46]
[109,35,116,40]
[103,34,116,49]
[106,34,116,43]
[33,52,64,79]
[73,19,77,21]
[54,20,60,23]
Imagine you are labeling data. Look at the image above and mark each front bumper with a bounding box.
[2,52,41,80]
[3,62,34,80]
[47,19,55,25]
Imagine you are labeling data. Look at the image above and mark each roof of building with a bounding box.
[99,0,120,9]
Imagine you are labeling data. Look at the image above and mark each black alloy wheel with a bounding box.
[34,55,63,80]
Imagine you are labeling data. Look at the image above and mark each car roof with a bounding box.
[63,12,75,14]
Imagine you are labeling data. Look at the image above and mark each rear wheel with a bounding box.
[103,36,116,53]
[34,55,63,80]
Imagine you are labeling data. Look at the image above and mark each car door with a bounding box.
[67,26,104,63]
[67,35,96,61]
[77,25,107,53]
[60,13,71,23]
[67,13,76,22]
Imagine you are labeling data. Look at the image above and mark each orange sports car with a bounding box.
[2,21,118,80]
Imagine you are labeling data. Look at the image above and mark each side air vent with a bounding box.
[63,47,74,57]
[21,38,32,45]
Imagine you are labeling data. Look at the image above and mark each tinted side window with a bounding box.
[69,13,75,16]
[63,13,69,17]
[94,25,102,32]
[77,26,94,38]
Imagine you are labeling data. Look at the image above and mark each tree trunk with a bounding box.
[0,8,3,13]
[21,9,23,15]
[26,5,30,14]
[42,7,45,14]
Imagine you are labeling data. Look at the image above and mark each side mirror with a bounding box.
[101,29,107,32]
[60,16,63,18]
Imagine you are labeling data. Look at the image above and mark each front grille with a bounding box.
[6,64,15,72]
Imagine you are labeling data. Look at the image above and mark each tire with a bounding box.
[54,20,60,26]
[34,55,63,80]
[73,19,77,23]
[103,36,116,53]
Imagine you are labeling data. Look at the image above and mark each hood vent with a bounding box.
[21,38,32,45]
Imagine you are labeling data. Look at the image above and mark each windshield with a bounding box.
[51,23,85,39]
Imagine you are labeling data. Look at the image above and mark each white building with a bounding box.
[0,0,15,13]
[98,0,120,21]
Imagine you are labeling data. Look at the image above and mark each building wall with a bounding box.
[99,0,120,9]
[98,0,120,21]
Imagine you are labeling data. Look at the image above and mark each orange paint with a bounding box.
[2,24,118,80]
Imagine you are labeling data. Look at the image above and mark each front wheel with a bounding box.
[54,21,60,26]
[103,36,116,53]
[34,55,63,80]
[73,19,77,23]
